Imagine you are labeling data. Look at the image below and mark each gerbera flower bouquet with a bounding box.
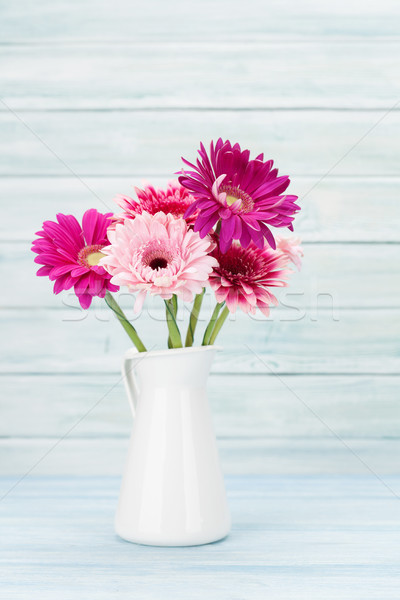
[32,139,302,352]
[31,138,303,547]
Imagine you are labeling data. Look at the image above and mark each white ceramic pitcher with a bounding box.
[115,345,231,546]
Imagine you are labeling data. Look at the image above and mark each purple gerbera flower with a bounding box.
[32,209,119,309]
[179,138,300,252]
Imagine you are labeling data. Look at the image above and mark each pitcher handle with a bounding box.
[122,349,141,417]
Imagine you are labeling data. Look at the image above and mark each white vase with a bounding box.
[115,345,231,546]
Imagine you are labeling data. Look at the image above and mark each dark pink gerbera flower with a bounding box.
[32,209,119,309]
[209,242,291,316]
[112,180,197,227]
[179,139,300,252]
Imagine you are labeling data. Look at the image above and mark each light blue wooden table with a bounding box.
[1,475,399,599]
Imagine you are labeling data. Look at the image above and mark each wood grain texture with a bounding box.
[2,42,400,110]
[1,374,399,440]
[1,110,399,176]
[6,241,400,308]
[1,176,398,242]
[1,0,399,482]
[1,477,400,600]
[0,308,399,375]
[1,439,400,475]
[2,476,400,599]
[1,0,399,42]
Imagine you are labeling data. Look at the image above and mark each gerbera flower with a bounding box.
[32,209,119,309]
[100,211,218,312]
[179,138,300,252]
[276,236,303,270]
[112,180,197,227]
[209,242,291,316]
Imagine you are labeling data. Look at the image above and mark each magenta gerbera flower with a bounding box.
[209,242,291,316]
[112,180,197,228]
[32,209,119,309]
[179,138,300,252]
[100,211,218,313]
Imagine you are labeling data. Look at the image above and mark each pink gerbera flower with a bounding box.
[100,211,218,312]
[32,209,119,309]
[276,236,303,270]
[112,180,197,227]
[209,242,291,316]
[179,138,300,253]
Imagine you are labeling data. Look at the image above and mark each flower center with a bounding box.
[220,255,249,277]
[149,257,168,270]
[219,184,254,213]
[77,244,105,268]
[141,241,174,271]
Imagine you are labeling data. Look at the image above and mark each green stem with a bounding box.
[185,289,205,347]
[171,294,178,317]
[105,292,147,352]
[208,306,230,345]
[167,294,178,348]
[165,298,183,348]
[202,302,224,346]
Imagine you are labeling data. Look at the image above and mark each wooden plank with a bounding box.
[1,477,400,533]
[4,241,400,309]
[1,374,399,440]
[1,0,399,42]
[1,110,399,176]
[0,307,398,375]
[1,477,400,599]
[2,42,400,110]
[1,438,400,475]
[1,176,398,243]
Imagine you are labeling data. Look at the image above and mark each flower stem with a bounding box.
[202,302,224,346]
[165,298,183,348]
[105,292,147,352]
[167,294,178,348]
[171,294,178,317]
[185,289,205,347]
[208,306,230,345]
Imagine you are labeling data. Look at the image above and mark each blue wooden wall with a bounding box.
[1,0,399,475]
